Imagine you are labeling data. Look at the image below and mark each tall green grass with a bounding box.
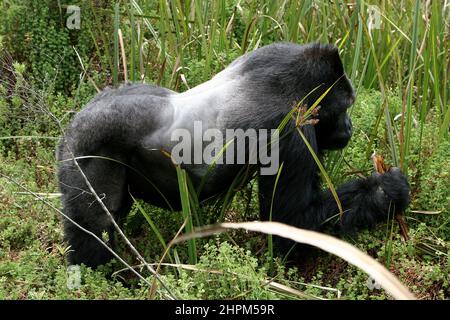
[89,0,447,168]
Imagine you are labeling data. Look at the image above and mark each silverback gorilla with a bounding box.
[57,43,410,267]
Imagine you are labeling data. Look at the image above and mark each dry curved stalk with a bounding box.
[174,221,415,300]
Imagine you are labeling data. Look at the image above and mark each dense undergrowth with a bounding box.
[0,87,448,299]
[0,0,448,299]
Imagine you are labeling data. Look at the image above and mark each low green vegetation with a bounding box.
[0,0,448,299]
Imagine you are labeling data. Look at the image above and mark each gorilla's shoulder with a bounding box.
[91,82,175,103]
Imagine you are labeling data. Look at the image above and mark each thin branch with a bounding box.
[0,171,168,296]
[53,116,175,299]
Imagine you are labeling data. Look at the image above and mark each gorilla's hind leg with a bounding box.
[58,154,131,268]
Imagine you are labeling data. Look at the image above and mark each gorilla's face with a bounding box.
[315,74,355,150]
[303,51,355,151]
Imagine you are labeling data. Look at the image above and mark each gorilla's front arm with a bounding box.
[258,127,409,254]
[260,169,409,232]
[58,43,410,267]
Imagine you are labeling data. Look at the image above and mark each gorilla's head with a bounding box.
[298,44,356,150]
[235,42,355,150]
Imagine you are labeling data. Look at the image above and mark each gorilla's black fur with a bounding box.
[58,43,410,267]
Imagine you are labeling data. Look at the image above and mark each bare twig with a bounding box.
[73,47,100,93]
[55,121,175,299]
[149,216,188,299]
[0,65,175,299]
[118,29,128,82]
[0,172,159,293]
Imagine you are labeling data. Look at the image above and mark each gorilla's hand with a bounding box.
[373,167,410,213]
[329,167,410,233]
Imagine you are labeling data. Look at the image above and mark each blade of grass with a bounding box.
[176,165,197,264]
[400,0,420,171]
[130,193,174,264]
[268,162,284,267]
[113,3,120,86]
